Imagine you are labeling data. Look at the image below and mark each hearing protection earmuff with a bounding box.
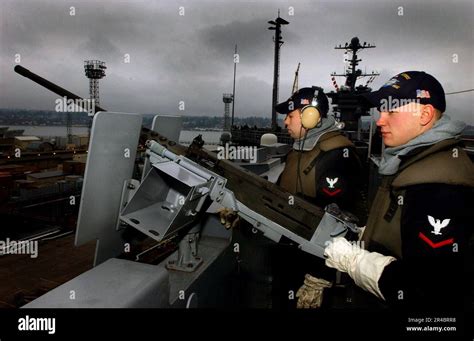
[300,86,323,129]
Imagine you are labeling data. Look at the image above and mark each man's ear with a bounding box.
[420,104,436,126]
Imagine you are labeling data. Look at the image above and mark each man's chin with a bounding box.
[383,139,400,148]
[382,137,394,147]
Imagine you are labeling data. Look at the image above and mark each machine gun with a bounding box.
[14,65,361,264]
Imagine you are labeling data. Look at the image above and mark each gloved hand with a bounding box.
[296,274,332,309]
[218,207,240,229]
[324,237,396,300]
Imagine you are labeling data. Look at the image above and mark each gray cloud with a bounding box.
[200,17,301,63]
[0,0,472,124]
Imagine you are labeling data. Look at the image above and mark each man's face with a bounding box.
[284,109,307,139]
[376,103,425,147]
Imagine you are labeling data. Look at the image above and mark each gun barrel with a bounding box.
[14,65,106,113]
[13,65,162,151]
[15,65,326,241]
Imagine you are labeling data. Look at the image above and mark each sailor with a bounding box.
[310,71,474,311]
[272,86,363,309]
[276,86,362,214]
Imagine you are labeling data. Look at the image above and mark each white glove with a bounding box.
[324,237,396,300]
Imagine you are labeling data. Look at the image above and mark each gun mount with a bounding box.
[15,65,360,308]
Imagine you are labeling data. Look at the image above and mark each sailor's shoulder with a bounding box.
[319,131,354,152]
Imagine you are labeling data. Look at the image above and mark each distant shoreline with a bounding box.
[0,124,89,128]
[1,124,225,132]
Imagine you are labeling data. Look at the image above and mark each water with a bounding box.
[2,125,223,145]
[179,130,222,145]
[4,125,89,137]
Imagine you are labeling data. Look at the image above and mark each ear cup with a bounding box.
[300,106,321,129]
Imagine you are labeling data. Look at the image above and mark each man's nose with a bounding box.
[376,112,387,127]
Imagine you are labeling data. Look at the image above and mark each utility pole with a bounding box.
[231,45,237,128]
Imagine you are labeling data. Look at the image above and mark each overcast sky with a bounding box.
[0,0,472,124]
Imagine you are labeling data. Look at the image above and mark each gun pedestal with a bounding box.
[166,224,203,272]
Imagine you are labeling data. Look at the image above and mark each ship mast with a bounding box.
[268,11,289,131]
[327,37,379,134]
[332,37,378,92]
[292,62,300,95]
